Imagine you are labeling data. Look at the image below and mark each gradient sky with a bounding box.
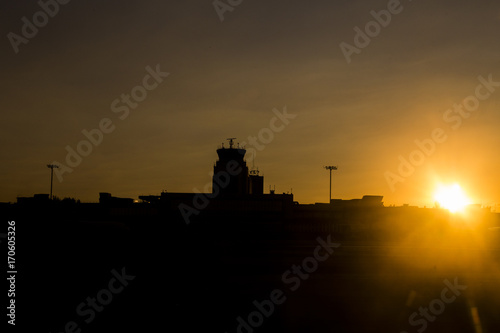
[1,0,500,208]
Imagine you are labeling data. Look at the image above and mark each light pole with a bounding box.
[47,164,59,200]
[324,166,338,203]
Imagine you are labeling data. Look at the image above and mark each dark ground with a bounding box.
[5,205,500,333]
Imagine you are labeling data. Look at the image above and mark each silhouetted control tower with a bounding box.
[213,138,249,196]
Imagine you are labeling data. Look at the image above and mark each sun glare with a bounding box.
[434,184,471,213]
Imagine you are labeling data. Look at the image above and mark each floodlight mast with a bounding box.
[324,165,338,203]
[47,164,59,200]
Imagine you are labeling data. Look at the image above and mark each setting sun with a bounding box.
[434,184,471,213]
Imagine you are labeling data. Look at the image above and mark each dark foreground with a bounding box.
[5,205,500,333]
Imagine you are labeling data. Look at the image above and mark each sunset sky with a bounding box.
[1,0,499,208]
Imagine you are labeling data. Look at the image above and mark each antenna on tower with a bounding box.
[226,138,237,149]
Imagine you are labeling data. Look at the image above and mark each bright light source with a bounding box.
[434,184,471,213]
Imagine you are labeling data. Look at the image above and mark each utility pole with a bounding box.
[324,166,338,203]
[47,164,59,200]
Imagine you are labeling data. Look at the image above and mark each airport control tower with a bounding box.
[213,138,249,196]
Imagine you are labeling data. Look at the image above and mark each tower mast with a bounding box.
[324,165,338,203]
[47,164,59,200]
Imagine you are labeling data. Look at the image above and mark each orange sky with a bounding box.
[1,0,499,209]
